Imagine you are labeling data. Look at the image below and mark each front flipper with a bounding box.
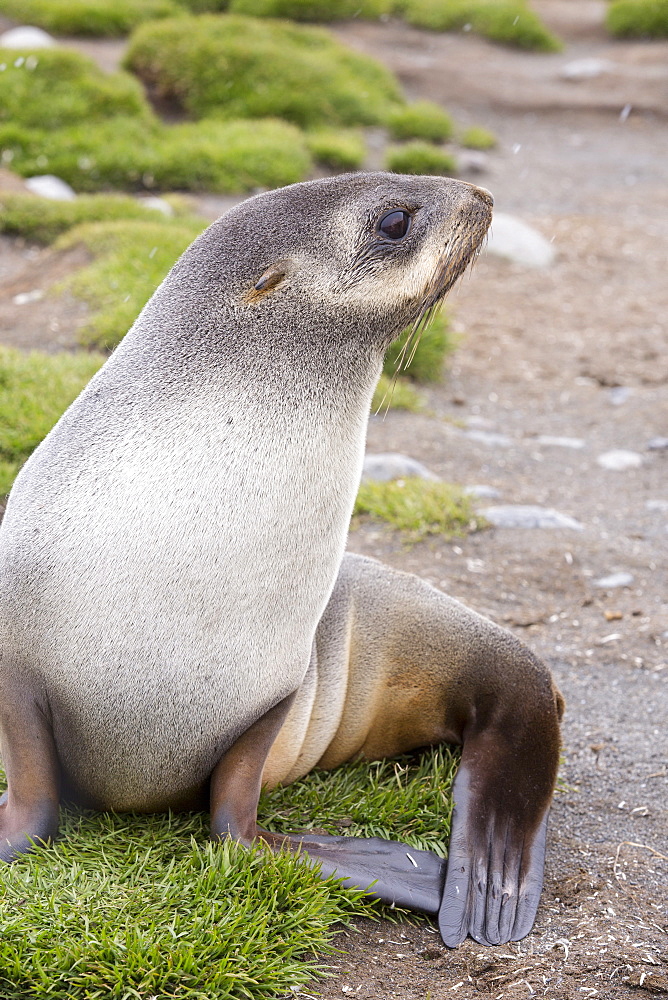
[439,729,556,947]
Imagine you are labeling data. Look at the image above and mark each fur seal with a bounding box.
[0,172,493,937]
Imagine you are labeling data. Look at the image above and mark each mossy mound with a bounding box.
[354,477,478,540]
[305,128,366,170]
[228,0,391,19]
[401,0,562,50]
[0,117,312,193]
[125,14,403,128]
[461,124,496,149]
[385,141,457,176]
[0,48,150,131]
[384,310,454,383]
[606,0,668,38]
[0,0,181,36]
[388,101,454,142]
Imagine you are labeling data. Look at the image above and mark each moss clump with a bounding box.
[354,477,478,540]
[305,127,366,169]
[384,310,453,383]
[54,218,206,350]
[606,0,668,37]
[229,0,391,19]
[0,347,105,497]
[0,0,182,35]
[385,141,457,176]
[0,49,150,131]
[402,0,562,51]
[125,14,403,128]
[388,101,454,142]
[0,117,312,193]
[0,191,183,244]
[461,124,496,149]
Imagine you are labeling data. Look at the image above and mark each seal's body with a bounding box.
[0,171,554,949]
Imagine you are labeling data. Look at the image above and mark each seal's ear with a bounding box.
[244,262,290,303]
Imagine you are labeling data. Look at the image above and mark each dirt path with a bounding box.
[1,4,666,997]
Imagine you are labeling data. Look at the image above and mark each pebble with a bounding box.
[24,175,76,201]
[0,25,56,48]
[558,58,615,82]
[362,453,439,483]
[12,289,44,305]
[464,429,512,447]
[464,485,502,500]
[647,437,668,451]
[594,572,634,589]
[457,150,489,175]
[646,499,668,512]
[138,195,174,217]
[535,435,585,449]
[484,213,556,269]
[596,449,643,471]
[608,386,632,406]
[480,505,584,530]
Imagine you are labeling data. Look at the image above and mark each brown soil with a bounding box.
[0,3,666,998]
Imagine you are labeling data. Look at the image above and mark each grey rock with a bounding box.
[647,437,668,451]
[594,572,634,589]
[12,289,44,305]
[596,449,643,471]
[458,151,489,175]
[0,26,56,49]
[25,175,76,201]
[362,453,439,483]
[646,499,668,512]
[559,58,615,82]
[481,505,583,530]
[535,435,586,449]
[484,212,556,269]
[464,485,502,500]
[464,429,512,447]
[608,386,632,406]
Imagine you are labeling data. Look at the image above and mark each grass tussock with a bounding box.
[606,0,668,38]
[0,0,181,35]
[384,310,454,383]
[371,373,424,412]
[0,746,458,996]
[0,347,104,497]
[305,127,366,170]
[0,117,312,193]
[385,141,457,176]
[388,100,454,142]
[0,48,150,131]
[125,14,403,128]
[230,0,392,17]
[461,124,496,149]
[55,218,206,349]
[354,477,480,540]
[401,0,562,50]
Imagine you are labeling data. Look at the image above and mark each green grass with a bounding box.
[305,127,366,169]
[384,309,454,383]
[461,124,496,149]
[606,0,668,37]
[229,0,392,19]
[0,191,185,244]
[0,116,312,193]
[401,0,562,50]
[0,48,150,131]
[125,14,404,128]
[0,0,182,35]
[0,748,458,996]
[354,477,480,539]
[371,373,424,412]
[387,100,454,142]
[0,347,105,497]
[55,218,206,349]
[385,141,457,176]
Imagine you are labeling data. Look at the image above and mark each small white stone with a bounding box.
[464,484,502,500]
[464,429,512,447]
[0,25,56,49]
[13,289,43,305]
[362,453,439,483]
[608,386,632,406]
[484,213,556,269]
[481,505,583,530]
[647,437,668,451]
[594,572,634,589]
[138,196,174,217]
[646,499,668,512]
[559,58,615,82]
[535,435,585,449]
[596,449,643,471]
[25,175,76,201]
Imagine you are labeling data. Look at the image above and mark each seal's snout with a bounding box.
[473,185,494,209]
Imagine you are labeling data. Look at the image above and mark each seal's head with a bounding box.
[163,172,492,367]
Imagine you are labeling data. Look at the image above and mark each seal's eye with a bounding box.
[377,210,411,240]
